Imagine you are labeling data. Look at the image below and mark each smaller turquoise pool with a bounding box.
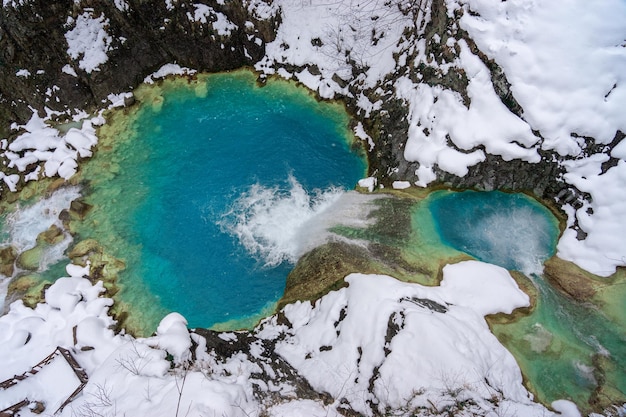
[429,190,559,274]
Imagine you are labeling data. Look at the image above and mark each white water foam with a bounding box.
[220,176,380,267]
[0,186,80,309]
[3,186,81,253]
[471,204,553,276]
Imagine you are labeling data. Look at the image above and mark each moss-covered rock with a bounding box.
[280,241,377,308]
[16,245,44,271]
[543,256,599,301]
[69,199,93,220]
[68,239,103,259]
[0,246,18,277]
[68,239,125,299]
[37,224,65,245]
[6,274,48,309]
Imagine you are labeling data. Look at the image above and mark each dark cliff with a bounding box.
[0,0,278,137]
[1,0,618,210]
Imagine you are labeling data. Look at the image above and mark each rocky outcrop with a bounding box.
[0,0,614,207]
[192,327,330,406]
[543,256,598,301]
[0,0,278,136]
[344,0,565,200]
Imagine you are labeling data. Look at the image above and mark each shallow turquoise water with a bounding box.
[503,277,626,407]
[429,190,626,408]
[81,72,366,331]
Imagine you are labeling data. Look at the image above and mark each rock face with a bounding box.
[0,0,278,136]
[344,0,566,200]
[1,0,620,212]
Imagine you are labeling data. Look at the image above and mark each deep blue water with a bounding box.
[92,72,366,330]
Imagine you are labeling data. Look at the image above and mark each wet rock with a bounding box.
[543,256,597,301]
[37,224,65,245]
[68,199,92,220]
[124,95,136,107]
[16,245,43,271]
[281,241,376,308]
[0,246,18,277]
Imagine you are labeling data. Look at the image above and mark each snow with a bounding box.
[274,263,536,415]
[0,261,555,417]
[106,91,133,107]
[2,0,29,7]
[15,69,31,78]
[354,121,374,151]
[65,11,113,73]
[557,160,626,276]
[165,0,177,10]
[256,0,413,96]
[398,38,542,183]
[552,400,583,417]
[459,0,626,154]
[150,313,192,363]
[61,64,78,77]
[358,177,377,192]
[143,63,196,84]
[189,3,237,36]
[0,275,116,384]
[245,0,279,21]
[114,0,128,12]
[392,180,411,190]
[2,112,98,186]
[0,352,82,412]
[438,261,529,316]
[267,399,342,417]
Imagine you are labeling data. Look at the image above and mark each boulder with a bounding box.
[0,245,18,277]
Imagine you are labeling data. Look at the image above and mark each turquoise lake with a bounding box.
[77,71,366,333]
